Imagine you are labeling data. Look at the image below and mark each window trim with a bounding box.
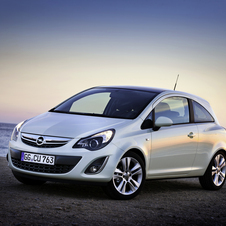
[188,99,194,123]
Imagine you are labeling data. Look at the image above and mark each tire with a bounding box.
[103,151,145,200]
[199,151,226,190]
[12,171,46,185]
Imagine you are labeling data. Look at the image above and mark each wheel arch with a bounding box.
[211,148,226,162]
[203,148,226,174]
[123,148,146,169]
[217,148,226,155]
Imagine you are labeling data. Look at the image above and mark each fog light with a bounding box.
[85,156,109,174]
[90,166,98,173]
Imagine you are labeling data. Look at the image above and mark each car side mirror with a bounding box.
[155,116,173,127]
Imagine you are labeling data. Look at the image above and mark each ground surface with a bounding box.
[0,157,226,226]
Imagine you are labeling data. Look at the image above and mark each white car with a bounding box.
[7,86,226,199]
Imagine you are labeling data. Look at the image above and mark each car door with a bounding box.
[148,96,199,178]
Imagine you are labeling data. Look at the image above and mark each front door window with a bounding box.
[155,97,189,124]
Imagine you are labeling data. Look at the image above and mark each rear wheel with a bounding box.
[12,171,46,185]
[103,151,145,200]
[199,151,226,190]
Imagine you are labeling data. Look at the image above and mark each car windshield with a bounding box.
[50,88,159,119]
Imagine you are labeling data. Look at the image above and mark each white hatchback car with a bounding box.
[7,86,226,199]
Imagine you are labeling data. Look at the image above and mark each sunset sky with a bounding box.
[1,0,226,126]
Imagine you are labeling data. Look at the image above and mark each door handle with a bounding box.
[188,132,196,139]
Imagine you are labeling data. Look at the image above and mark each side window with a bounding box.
[155,97,189,124]
[192,101,214,123]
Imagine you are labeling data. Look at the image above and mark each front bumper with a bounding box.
[8,140,122,183]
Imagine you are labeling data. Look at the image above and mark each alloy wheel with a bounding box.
[212,153,226,186]
[113,156,143,195]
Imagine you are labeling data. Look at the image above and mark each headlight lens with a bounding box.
[73,129,115,151]
[11,121,25,141]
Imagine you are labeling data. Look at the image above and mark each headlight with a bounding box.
[11,121,25,141]
[73,129,115,151]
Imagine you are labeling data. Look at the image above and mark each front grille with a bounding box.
[22,139,65,148]
[21,133,72,148]
[12,158,74,174]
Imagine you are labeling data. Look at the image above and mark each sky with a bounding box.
[0,0,226,126]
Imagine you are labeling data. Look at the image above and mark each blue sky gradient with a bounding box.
[1,0,226,125]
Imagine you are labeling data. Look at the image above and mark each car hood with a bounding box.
[21,112,130,138]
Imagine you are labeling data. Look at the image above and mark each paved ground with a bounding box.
[0,157,226,226]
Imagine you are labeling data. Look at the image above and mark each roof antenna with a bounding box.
[174,74,179,90]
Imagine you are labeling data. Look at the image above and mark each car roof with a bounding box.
[96,85,167,93]
[97,86,208,104]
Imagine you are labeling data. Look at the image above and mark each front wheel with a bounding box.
[103,151,145,200]
[199,151,226,190]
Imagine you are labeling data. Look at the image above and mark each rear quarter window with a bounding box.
[192,101,214,123]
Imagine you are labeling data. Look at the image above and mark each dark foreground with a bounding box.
[0,157,226,226]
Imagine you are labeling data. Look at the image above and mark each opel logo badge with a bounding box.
[36,136,44,146]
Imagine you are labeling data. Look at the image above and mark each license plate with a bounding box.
[21,152,55,165]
